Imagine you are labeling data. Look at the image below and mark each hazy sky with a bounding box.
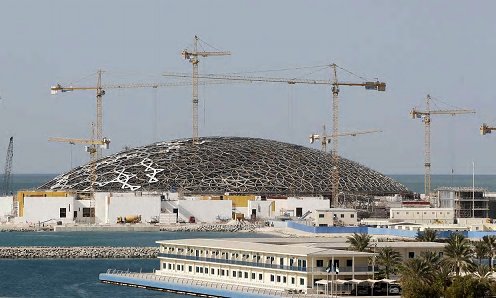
[0,1,495,175]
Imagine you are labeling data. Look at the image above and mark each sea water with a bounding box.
[2,174,496,297]
[0,232,275,298]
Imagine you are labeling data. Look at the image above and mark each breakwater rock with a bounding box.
[0,246,158,259]
[159,222,258,233]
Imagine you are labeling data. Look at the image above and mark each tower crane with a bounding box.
[164,63,386,207]
[310,125,381,152]
[51,72,238,159]
[410,94,475,197]
[480,123,496,135]
[2,137,13,195]
[48,123,108,223]
[182,36,231,144]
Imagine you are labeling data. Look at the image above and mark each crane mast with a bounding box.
[165,64,386,207]
[182,36,231,144]
[2,137,13,195]
[51,73,239,161]
[48,123,110,223]
[410,94,475,197]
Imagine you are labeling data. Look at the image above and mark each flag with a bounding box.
[325,265,331,273]
[336,265,339,274]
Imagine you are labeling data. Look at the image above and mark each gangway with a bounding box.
[300,211,312,220]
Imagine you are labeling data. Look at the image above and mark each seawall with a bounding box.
[0,246,158,259]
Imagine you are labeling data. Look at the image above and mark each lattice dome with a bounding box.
[39,137,410,195]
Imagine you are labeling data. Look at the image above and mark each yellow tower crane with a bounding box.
[410,94,475,197]
[163,63,386,207]
[182,36,231,144]
[51,73,238,159]
[48,122,109,223]
[310,125,381,152]
[480,123,496,135]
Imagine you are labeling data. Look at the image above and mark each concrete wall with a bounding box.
[22,196,75,224]
[0,196,13,222]
[274,198,329,219]
[247,201,273,220]
[97,193,161,224]
[163,200,232,223]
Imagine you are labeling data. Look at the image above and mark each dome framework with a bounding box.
[39,137,410,196]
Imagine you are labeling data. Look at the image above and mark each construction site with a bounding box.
[0,36,494,233]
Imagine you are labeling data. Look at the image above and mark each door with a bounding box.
[296,208,303,217]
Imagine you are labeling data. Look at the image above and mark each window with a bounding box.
[440,212,443,214]
[244,272,248,279]
[196,266,200,273]
[252,273,256,280]
[406,212,409,214]
[233,271,237,277]
[417,212,419,214]
[350,214,355,218]
[319,224,328,227]
[211,268,215,275]
[283,276,287,283]
[291,277,295,285]
[204,267,207,274]
[396,212,399,214]
[300,278,305,286]
[259,273,263,281]
[447,212,450,215]
[340,214,344,218]
[346,259,353,267]
[60,208,66,218]
[277,275,281,282]
[188,266,192,272]
[221,269,225,276]
[316,260,324,267]
[83,207,94,217]
[168,264,172,270]
[319,214,325,218]
[439,252,444,257]
[408,252,415,258]
[280,257,284,266]
[270,275,275,282]
[162,262,167,269]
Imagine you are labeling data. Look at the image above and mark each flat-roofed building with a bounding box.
[390,207,455,224]
[314,208,357,227]
[156,238,373,294]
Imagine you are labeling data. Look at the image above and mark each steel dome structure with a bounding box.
[39,137,410,195]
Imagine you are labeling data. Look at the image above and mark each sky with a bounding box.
[0,1,495,175]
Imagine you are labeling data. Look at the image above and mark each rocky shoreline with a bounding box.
[0,246,158,259]
[0,222,259,233]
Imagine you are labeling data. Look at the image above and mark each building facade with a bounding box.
[156,238,373,294]
[314,208,358,226]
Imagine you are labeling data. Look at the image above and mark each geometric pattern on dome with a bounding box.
[38,137,410,195]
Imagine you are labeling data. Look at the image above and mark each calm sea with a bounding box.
[1,173,496,297]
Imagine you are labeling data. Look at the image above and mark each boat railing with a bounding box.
[103,269,331,297]
[158,252,307,272]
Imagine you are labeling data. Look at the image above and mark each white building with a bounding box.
[390,207,455,224]
[0,195,15,223]
[314,208,357,226]
[156,238,374,294]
